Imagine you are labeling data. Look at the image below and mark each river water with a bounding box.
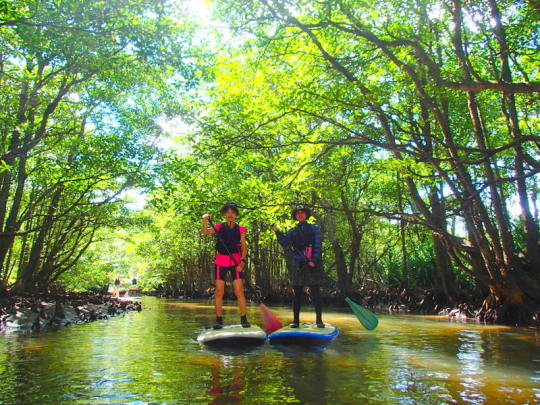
[0,297,538,404]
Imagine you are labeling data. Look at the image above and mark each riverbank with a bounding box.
[0,292,142,334]
[147,283,539,327]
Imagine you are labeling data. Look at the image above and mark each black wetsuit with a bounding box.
[276,221,324,325]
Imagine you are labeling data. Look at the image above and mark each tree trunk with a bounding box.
[0,153,28,274]
[487,0,540,270]
[341,190,365,286]
[396,173,408,287]
[320,198,349,295]
[15,184,64,292]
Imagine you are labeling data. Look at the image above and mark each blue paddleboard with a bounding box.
[268,323,339,345]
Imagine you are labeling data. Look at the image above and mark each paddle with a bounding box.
[345,297,379,330]
[259,303,283,333]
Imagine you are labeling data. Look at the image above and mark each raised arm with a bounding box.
[273,226,293,248]
[201,214,215,235]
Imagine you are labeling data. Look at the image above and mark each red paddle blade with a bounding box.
[259,303,283,333]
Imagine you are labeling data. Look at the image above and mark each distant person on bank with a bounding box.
[113,275,121,298]
[202,202,250,329]
[272,206,325,328]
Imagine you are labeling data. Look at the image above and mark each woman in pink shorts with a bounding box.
[202,202,250,329]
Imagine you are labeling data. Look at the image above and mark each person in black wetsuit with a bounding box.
[272,206,325,328]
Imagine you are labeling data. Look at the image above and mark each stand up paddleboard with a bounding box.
[197,324,267,347]
[268,323,339,346]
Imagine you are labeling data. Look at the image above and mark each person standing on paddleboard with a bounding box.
[272,206,325,328]
[202,202,250,330]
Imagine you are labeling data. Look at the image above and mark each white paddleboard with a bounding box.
[197,324,267,346]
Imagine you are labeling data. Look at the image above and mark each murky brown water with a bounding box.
[0,297,538,404]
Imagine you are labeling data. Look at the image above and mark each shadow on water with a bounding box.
[268,342,332,356]
[201,343,266,357]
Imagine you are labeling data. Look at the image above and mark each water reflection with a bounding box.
[0,297,538,404]
[456,329,485,404]
[206,356,246,405]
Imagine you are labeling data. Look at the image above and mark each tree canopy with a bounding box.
[1,0,538,323]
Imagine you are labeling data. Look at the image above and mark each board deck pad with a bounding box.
[268,322,339,345]
[197,324,267,346]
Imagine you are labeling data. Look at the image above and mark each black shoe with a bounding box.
[240,315,251,328]
[289,322,299,328]
[316,321,325,328]
[213,316,223,330]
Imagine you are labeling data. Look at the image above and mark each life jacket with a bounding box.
[291,222,315,253]
[216,223,241,255]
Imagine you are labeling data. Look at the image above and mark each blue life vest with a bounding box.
[291,222,315,252]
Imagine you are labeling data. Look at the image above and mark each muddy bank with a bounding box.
[0,292,142,334]
[148,282,539,327]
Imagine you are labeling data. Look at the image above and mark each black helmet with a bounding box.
[220,202,239,215]
[291,206,311,220]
